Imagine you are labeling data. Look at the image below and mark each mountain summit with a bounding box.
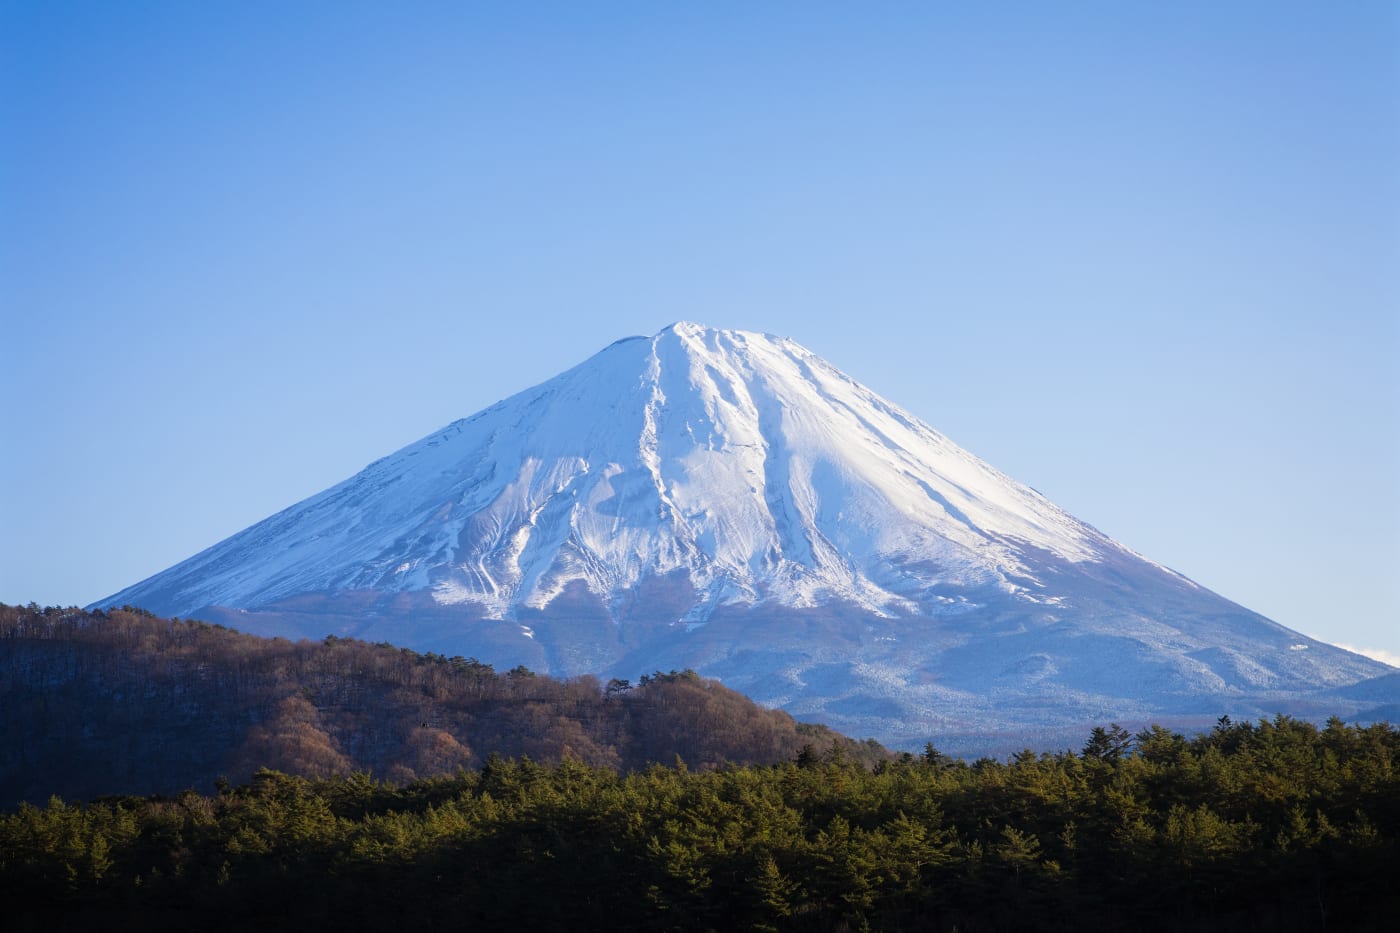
[97,323,1394,751]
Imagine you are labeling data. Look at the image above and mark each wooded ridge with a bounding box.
[0,603,876,805]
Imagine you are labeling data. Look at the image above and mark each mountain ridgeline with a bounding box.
[92,323,1397,750]
[0,604,876,806]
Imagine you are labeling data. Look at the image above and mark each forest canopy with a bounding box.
[2,715,1397,931]
[2,603,1398,929]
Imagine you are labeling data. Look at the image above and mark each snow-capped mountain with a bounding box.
[96,322,1395,752]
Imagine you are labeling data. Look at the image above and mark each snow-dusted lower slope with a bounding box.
[95,322,1395,751]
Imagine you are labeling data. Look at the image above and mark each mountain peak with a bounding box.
[100,321,1111,621]
[658,319,709,336]
[654,320,789,349]
[94,324,1394,750]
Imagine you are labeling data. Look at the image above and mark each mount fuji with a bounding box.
[96,322,1395,752]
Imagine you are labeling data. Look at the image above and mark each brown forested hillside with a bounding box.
[0,604,876,805]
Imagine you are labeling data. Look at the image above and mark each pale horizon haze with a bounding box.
[3,3,1397,666]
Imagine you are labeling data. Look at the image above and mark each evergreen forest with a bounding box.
[1,604,1397,930]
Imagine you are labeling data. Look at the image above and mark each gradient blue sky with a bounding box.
[3,2,1397,663]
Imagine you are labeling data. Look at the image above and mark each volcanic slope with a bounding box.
[96,322,1395,751]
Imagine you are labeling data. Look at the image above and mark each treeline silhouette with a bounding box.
[2,716,1396,932]
[0,603,876,804]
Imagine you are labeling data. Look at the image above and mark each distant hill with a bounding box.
[0,604,880,806]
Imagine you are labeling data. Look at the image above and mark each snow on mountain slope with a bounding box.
[94,322,1395,752]
[102,322,1125,619]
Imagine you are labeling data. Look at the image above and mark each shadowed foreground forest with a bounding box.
[0,603,874,804]
[2,717,1397,932]
[2,604,1397,930]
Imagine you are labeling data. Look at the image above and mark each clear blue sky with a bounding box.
[3,2,1396,664]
